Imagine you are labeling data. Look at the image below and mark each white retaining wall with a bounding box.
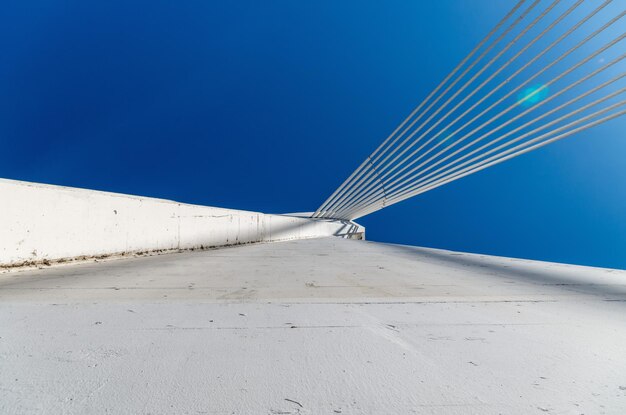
[0,179,363,268]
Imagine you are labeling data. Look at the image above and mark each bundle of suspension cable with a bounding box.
[313,0,625,220]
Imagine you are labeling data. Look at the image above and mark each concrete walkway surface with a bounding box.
[1,238,625,414]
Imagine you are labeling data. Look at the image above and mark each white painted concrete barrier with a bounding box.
[0,179,364,269]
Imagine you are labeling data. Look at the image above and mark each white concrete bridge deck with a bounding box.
[1,238,625,414]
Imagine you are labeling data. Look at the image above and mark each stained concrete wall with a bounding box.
[0,179,363,268]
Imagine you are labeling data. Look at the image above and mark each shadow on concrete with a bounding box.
[267,214,363,240]
[331,220,364,239]
[382,242,626,299]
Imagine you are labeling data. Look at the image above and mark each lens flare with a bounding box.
[517,85,549,107]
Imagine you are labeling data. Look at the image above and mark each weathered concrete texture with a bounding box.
[1,238,625,414]
[0,179,363,269]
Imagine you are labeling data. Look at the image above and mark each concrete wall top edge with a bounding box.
[0,178,261,216]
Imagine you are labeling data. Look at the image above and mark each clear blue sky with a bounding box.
[1,1,624,269]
